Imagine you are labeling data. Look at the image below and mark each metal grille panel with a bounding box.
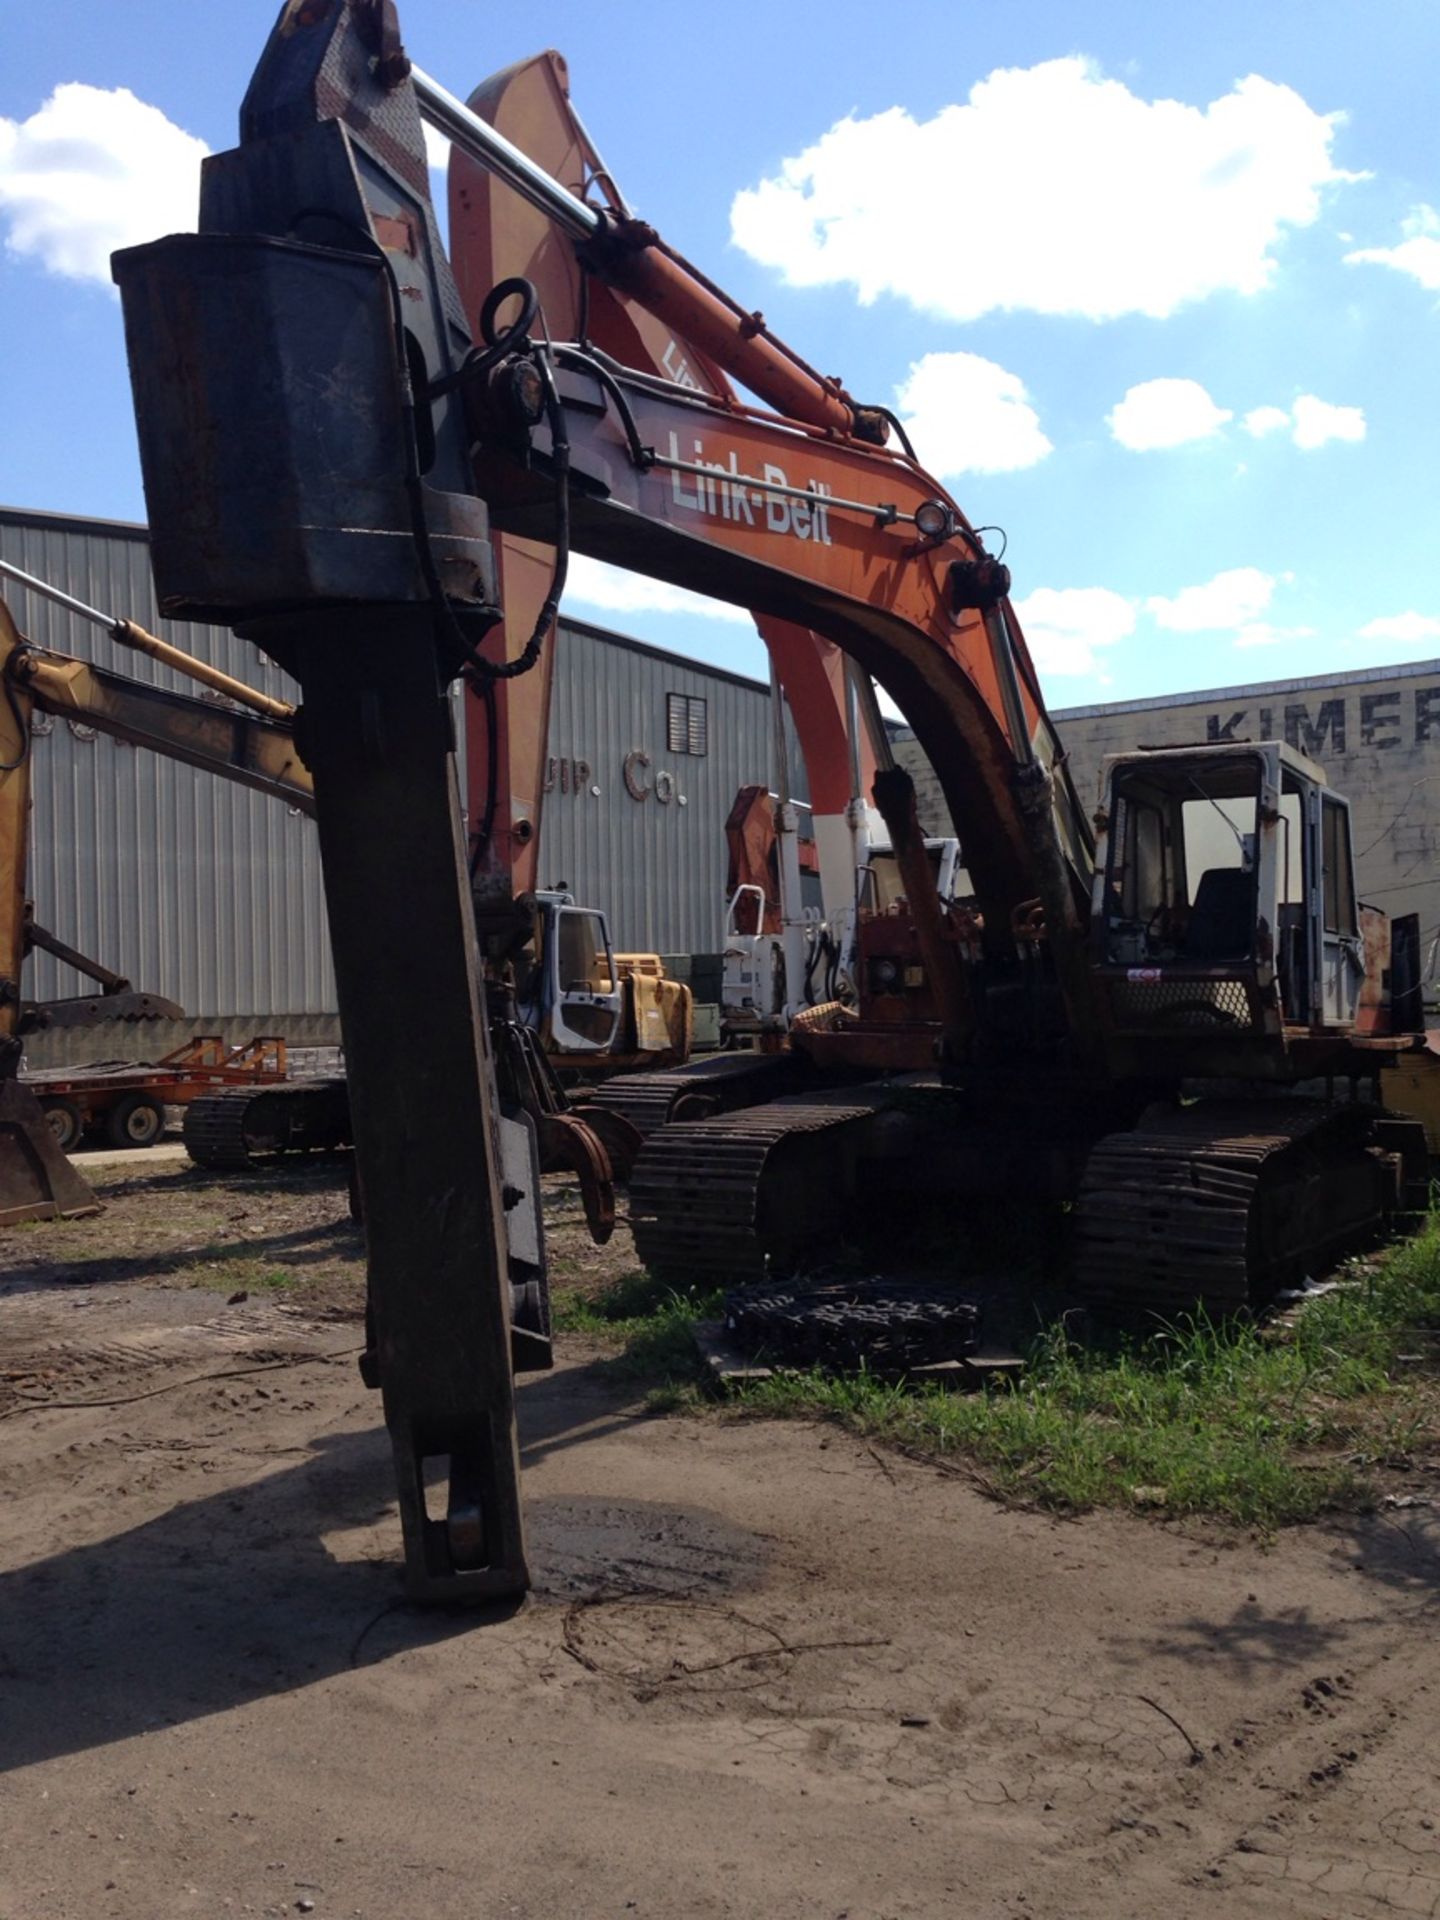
[1108,975,1253,1030]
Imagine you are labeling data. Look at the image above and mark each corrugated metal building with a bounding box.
[1,506,332,1018]
[542,618,804,955]
[0,506,793,1021]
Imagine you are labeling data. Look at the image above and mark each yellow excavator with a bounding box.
[0,567,314,1222]
[0,558,677,1223]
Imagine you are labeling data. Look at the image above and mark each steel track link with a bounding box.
[1074,1101,1395,1319]
[630,1100,878,1284]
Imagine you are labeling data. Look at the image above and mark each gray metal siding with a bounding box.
[536,621,797,955]
[0,510,793,1011]
[1,508,333,1015]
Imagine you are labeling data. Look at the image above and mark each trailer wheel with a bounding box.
[41,1097,84,1152]
[107,1094,165,1148]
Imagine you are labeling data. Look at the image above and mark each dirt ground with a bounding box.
[4,1159,1440,1919]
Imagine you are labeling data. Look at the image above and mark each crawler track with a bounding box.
[630,1098,880,1285]
[1074,1101,1403,1319]
[589,1050,805,1140]
[182,1080,353,1170]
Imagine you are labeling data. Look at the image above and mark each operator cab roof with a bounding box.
[1100,738,1329,789]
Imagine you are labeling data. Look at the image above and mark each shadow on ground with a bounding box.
[0,1362,762,1774]
[0,1218,365,1296]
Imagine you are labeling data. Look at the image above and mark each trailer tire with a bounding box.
[41,1097,84,1153]
[107,1094,165,1149]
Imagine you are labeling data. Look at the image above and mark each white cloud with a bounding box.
[895,352,1051,476]
[1012,585,1136,676]
[1290,394,1365,450]
[562,553,754,627]
[1238,395,1365,449]
[1147,567,1277,631]
[1345,203,1440,291]
[1358,612,1440,646]
[1242,404,1291,438]
[0,83,208,286]
[730,60,1357,323]
[1107,378,1232,450]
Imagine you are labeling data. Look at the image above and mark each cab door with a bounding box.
[1309,792,1363,1027]
[545,904,623,1054]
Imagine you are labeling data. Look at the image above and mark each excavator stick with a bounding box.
[290,626,529,1600]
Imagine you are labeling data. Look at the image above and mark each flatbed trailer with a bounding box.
[24,1036,287,1150]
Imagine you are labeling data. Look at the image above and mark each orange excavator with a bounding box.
[111,0,1425,1599]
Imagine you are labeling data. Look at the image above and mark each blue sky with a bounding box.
[3,0,1438,708]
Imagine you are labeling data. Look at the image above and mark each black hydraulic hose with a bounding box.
[286,206,482,678]
[465,347,571,685]
[468,672,501,878]
[465,333,572,858]
[551,342,652,471]
[873,406,918,462]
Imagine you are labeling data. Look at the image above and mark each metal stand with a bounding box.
[286,615,527,1603]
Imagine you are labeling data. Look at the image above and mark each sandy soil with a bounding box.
[3,1161,1440,1919]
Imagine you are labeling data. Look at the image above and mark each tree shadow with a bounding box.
[92,1159,350,1201]
[1125,1597,1353,1678]
[1111,1509,1440,1683]
[1321,1507,1440,1610]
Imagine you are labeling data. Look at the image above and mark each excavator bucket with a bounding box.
[0,1076,99,1224]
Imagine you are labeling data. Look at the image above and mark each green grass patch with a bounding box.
[553,1266,721,1332]
[552,1267,722,1380]
[575,1215,1440,1528]
[188,1255,297,1293]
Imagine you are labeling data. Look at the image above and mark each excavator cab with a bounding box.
[860,837,964,916]
[1091,740,1367,1058]
[528,891,624,1054]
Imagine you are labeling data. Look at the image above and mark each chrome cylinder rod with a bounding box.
[0,558,294,721]
[0,557,112,632]
[411,65,600,243]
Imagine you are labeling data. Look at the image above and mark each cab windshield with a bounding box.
[1101,754,1293,967]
